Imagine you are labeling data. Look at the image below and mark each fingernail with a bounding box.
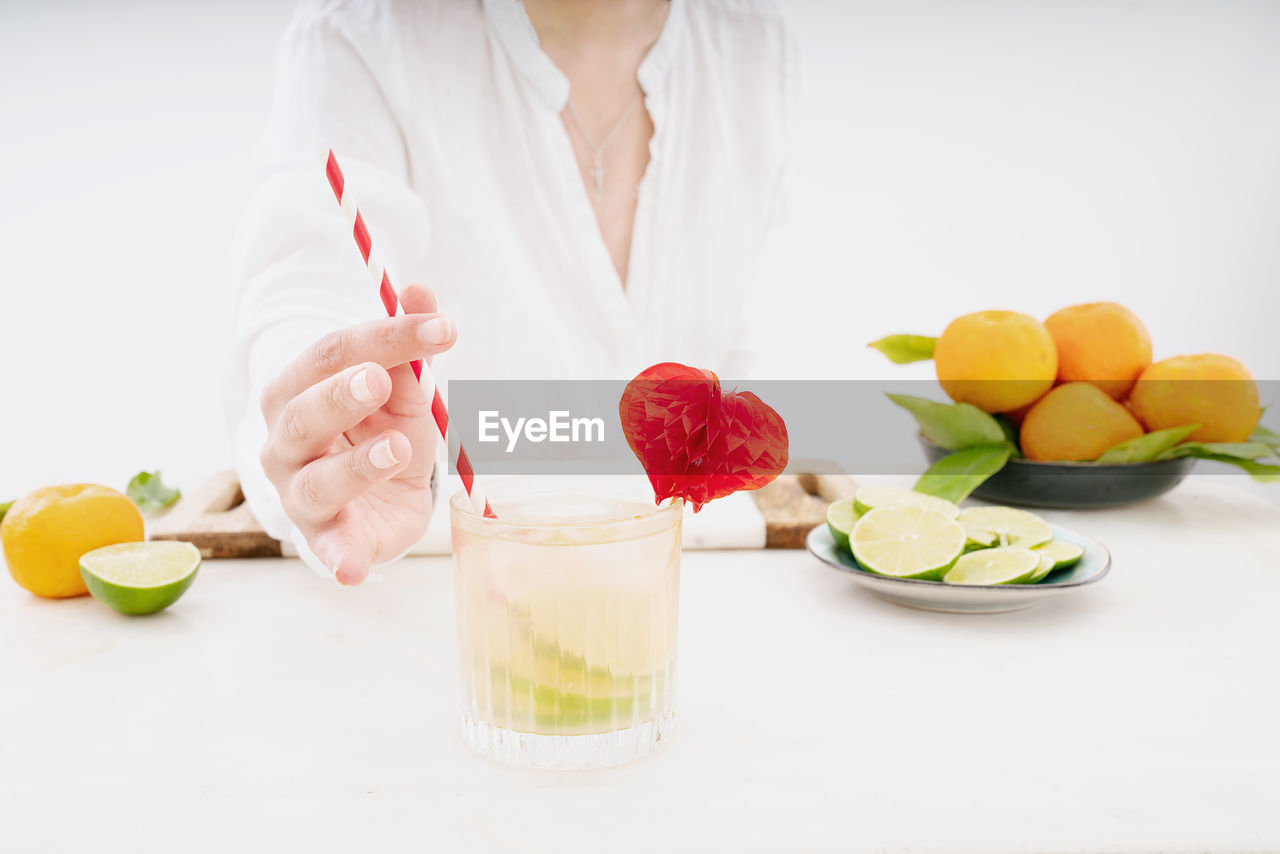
[370,436,398,469]
[350,367,375,403]
[418,315,454,345]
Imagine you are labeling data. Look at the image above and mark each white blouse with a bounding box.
[223,0,796,555]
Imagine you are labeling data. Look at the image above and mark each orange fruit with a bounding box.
[1128,354,1261,443]
[1044,302,1152,399]
[1,484,145,599]
[1003,398,1040,426]
[934,311,1058,413]
[1020,382,1144,461]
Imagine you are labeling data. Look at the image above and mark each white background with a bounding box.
[2,0,1278,499]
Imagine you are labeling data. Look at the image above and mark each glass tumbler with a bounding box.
[450,478,682,769]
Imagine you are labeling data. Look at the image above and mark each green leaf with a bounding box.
[1096,424,1200,463]
[868,335,937,364]
[0,500,11,523]
[992,414,1023,455]
[127,471,181,514]
[1162,441,1274,462]
[886,393,1007,451]
[1251,422,1280,452]
[1235,460,1280,483]
[914,444,1014,504]
[1169,451,1280,483]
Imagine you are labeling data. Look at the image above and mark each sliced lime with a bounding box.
[965,528,998,549]
[826,498,860,553]
[957,507,1052,549]
[1026,552,1057,583]
[943,546,1042,585]
[79,541,201,615]
[1034,540,1084,572]
[853,485,960,519]
[850,505,966,580]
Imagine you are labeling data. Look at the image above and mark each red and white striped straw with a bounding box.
[323,149,495,519]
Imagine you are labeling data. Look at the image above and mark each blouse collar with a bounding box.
[483,0,683,114]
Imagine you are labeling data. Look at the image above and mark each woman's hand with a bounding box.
[258,285,454,585]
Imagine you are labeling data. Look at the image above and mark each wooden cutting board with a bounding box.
[148,471,283,559]
[755,473,857,548]
[149,471,856,558]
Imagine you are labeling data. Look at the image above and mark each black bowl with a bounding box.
[918,436,1194,508]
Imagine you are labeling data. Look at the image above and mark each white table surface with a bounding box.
[3,479,1279,854]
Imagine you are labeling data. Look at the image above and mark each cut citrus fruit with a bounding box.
[943,546,1042,585]
[1034,540,1084,571]
[965,528,998,548]
[826,498,860,553]
[850,505,965,580]
[853,486,960,519]
[80,541,201,616]
[1026,552,1057,583]
[957,507,1052,549]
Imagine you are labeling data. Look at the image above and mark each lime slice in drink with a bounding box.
[943,546,1042,585]
[826,498,861,553]
[1026,552,1057,583]
[80,541,201,615]
[1034,540,1084,572]
[850,505,966,580]
[957,507,1052,549]
[853,485,960,519]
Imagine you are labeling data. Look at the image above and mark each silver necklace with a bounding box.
[565,89,642,201]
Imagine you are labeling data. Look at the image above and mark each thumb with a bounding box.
[399,283,438,315]
[312,521,374,586]
[399,284,455,369]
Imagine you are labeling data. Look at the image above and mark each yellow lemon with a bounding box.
[2,484,145,599]
[1128,354,1261,443]
[1044,301,1152,400]
[1020,382,1145,461]
[934,310,1058,414]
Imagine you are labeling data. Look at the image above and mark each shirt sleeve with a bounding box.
[220,1,432,568]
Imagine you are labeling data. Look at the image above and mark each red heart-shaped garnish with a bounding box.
[620,362,789,511]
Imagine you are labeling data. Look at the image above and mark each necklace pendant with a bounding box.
[566,89,641,204]
[590,154,606,201]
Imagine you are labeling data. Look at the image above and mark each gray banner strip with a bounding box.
[444,379,1279,477]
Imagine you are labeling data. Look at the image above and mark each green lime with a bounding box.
[853,485,960,519]
[1034,540,1084,572]
[79,541,201,615]
[943,546,1042,585]
[964,528,998,549]
[850,505,966,580]
[826,498,861,553]
[957,507,1052,549]
[1026,552,1057,583]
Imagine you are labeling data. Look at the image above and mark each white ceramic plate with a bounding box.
[805,523,1111,614]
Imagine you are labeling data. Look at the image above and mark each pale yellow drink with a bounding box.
[450,480,682,769]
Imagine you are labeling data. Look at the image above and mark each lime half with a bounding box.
[957,507,1052,549]
[1034,540,1084,572]
[853,485,960,519]
[851,505,966,580]
[80,541,201,615]
[826,498,861,553]
[943,546,1042,585]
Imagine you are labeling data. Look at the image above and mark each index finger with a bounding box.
[261,312,455,422]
